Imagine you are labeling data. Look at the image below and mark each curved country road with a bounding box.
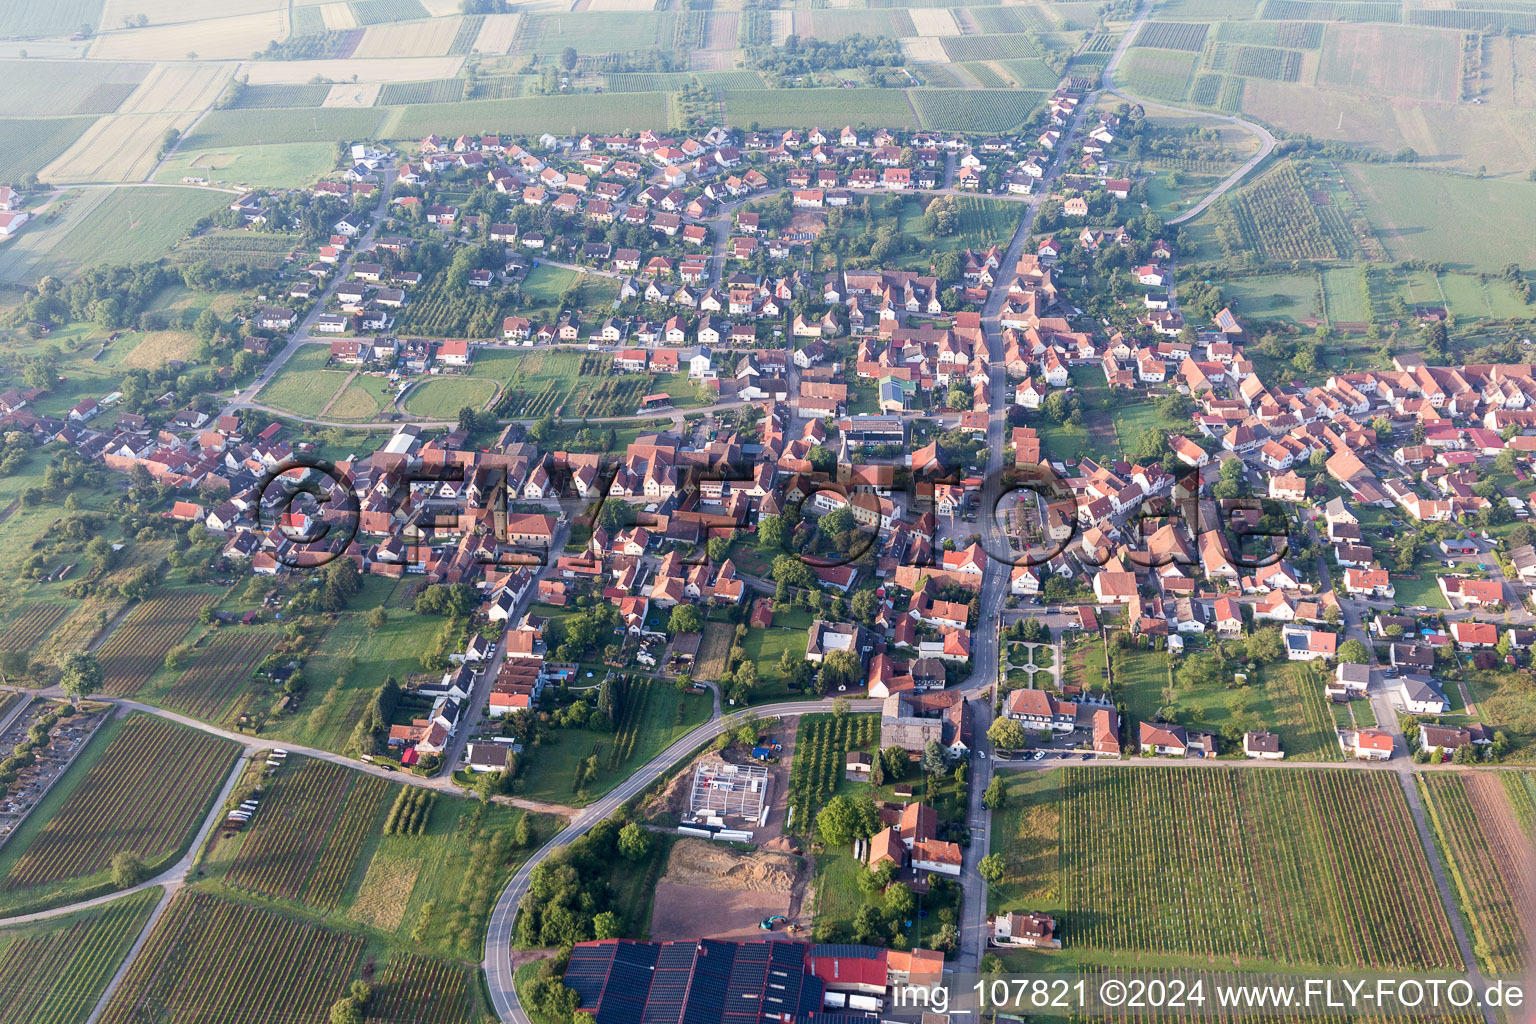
[482,697,882,1023]
[1100,2,1276,225]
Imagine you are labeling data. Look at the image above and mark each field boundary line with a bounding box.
[82,885,172,1024]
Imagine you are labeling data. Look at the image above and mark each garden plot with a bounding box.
[909,8,961,35]
[319,1,358,28]
[352,15,464,57]
[89,11,289,60]
[322,81,382,106]
[472,12,521,52]
[115,61,232,114]
[240,55,464,83]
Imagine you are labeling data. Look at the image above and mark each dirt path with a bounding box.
[315,368,360,419]
[0,499,19,525]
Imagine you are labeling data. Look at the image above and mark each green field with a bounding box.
[0,117,96,183]
[910,89,1049,132]
[1216,271,1322,323]
[0,887,161,1024]
[518,679,712,805]
[258,346,352,419]
[1316,24,1459,102]
[182,107,387,149]
[154,143,337,189]
[0,186,226,285]
[516,10,674,54]
[720,89,920,130]
[327,375,393,421]
[403,375,499,419]
[1118,47,1198,101]
[1320,266,1371,322]
[1346,166,1536,271]
[989,767,1462,970]
[381,93,671,138]
[259,578,454,752]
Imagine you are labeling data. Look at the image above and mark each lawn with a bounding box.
[741,625,813,704]
[512,265,621,324]
[1320,266,1372,322]
[403,375,499,419]
[1346,165,1536,272]
[327,375,393,421]
[517,682,712,805]
[1390,573,1449,609]
[257,346,352,419]
[896,195,1023,258]
[154,143,338,189]
[0,187,227,285]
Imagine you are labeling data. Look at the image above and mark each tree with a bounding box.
[366,606,388,631]
[816,792,878,846]
[668,604,703,634]
[819,648,861,691]
[921,739,949,778]
[1246,628,1283,663]
[618,821,651,861]
[758,514,786,552]
[978,852,1005,884]
[560,46,578,69]
[850,589,879,625]
[880,745,908,781]
[831,696,850,718]
[850,904,883,943]
[592,910,622,939]
[515,814,534,850]
[982,775,1006,810]
[0,651,28,685]
[110,851,146,889]
[884,881,915,922]
[988,716,1027,751]
[329,999,363,1024]
[59,651,101,702]
[1337,639,1371,664]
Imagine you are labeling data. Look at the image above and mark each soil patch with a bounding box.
[649,882,792,942]
[662,837,799,893]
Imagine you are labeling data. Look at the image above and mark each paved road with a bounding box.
[1100,1,1276,226]
[483,698,882,1024]
[221,171,395,419]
